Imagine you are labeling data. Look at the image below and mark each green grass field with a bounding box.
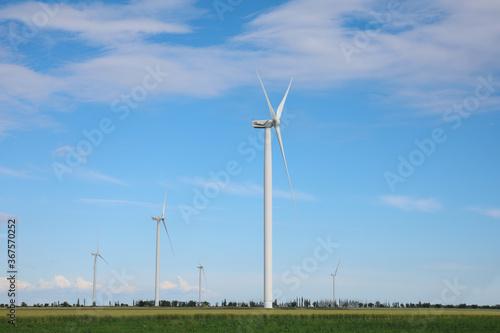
[2,307,500,332]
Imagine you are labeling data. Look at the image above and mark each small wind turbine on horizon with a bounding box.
[252,71,296,309]
[91,233,108,306]
[197,257,207,306]
[151,183,175,307]
[331,260,341,307]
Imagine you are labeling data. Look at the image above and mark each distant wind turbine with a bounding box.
[252,71,296,309]
[151,183,175,307]
[197,257,207,305]
[91,233,108,306]
[331,260,341,307]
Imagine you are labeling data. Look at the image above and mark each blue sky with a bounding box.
[1,0,499,306]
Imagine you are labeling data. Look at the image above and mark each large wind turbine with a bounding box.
[91,233,108,306]
[252,71,296,309]
[331,260,341,307]
[197,257,207,305]
[151,183,174,307]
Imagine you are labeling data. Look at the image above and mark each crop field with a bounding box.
[2,307,500,332]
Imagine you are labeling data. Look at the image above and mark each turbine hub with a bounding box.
[274,119,280,127]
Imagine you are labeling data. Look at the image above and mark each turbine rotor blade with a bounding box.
[335,260,341,275]
[99,254,109,265]
[202,255,206,267]
[274,125,297,216]
[276,78,293,120]
[162,219,175,256]
[162,182,168,218]
[202,268,208,289]
[256,71,277,121]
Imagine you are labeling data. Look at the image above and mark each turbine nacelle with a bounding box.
[251,119,281,129]
[151,183,174,256]
[252,120,273,128]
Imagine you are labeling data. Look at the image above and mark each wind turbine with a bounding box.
[197,257,207,305]
[252,71,296,309]
[331,260,341,307]
[91,233,108,306]
[151,183,174,307]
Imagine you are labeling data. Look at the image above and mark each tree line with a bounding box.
[2,298,500,309]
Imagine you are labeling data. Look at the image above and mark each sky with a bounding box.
[0,0,499,307]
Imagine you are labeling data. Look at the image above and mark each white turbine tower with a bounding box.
[197,257,207,305]
[151,183,174,307]
[252,71,296,309]
[331,260,341,307]
[91,233,108,306]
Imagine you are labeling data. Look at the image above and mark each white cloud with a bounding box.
[160,280,178,290]
[177,276,197,292]
[0,0,499,136]
[75,277,93,291]
[0,275,104,292]
[0,277,32,291]
[0,1,197,44]
[0,63,64,136]
[36,274,72,290]
[118,284,138,294]
[469,207,500,219]
[379,195,441,212]
[160,276,207,293]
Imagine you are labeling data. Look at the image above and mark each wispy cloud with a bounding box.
[52,145,76,158]
[379,195,441,212]
[0,212,16,224]
[179,177,316,201]
[469,207,500,219]
[78,198,156,208]
[0,166,32,178]
[74,169,128,186]
[422,263,491,271]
